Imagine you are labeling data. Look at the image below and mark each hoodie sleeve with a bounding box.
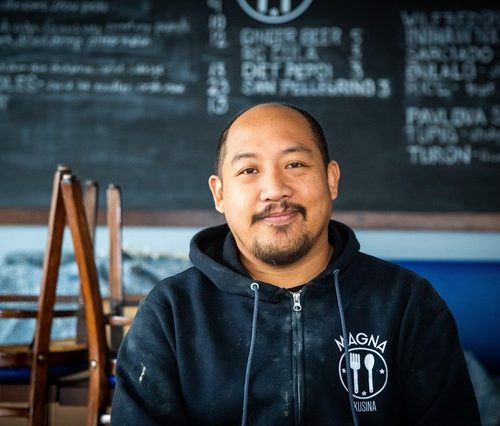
[400,279,481,425]
[111,296,189,425]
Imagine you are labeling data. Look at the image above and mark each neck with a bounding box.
[240,241,334,288]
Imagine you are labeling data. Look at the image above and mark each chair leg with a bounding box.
[107,185,125,354]
[77,181,99,346]
[29,165,69,426]
[60,174,109,426]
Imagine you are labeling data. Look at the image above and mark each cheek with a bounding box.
[298,181,333,218]
[222,186,255,222]
[225,186,250,207]
[299,178,332,202]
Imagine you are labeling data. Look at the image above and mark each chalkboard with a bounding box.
[1,0,499,223]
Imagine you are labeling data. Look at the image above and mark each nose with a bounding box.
[259,168,292,202]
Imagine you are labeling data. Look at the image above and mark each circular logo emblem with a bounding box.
[237,0,313,24]
[338,348,388,400]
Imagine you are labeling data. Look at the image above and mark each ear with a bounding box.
[208,175,224,213]
[326,161,340,201]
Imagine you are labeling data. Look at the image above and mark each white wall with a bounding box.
[1,225,500,262]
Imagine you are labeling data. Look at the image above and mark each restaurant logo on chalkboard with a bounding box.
[237,0,313,24]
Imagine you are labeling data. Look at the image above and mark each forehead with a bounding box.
[224,105,316,157]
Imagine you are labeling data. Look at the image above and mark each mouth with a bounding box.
[261,209,300,225]
[251,201,307,226]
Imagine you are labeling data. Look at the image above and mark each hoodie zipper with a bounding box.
[290,290,304,425]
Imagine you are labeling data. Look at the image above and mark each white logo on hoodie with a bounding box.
[335,333,389,401]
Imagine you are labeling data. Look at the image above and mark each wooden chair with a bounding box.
[57,183,136,425]
[90,184,135,425]
[0,166,107,425]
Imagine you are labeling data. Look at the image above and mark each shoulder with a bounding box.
[353,252,446,309]
[127,266,211,332]
[351,255,459,346]
[353,252,427,285]
[142,266,212,307]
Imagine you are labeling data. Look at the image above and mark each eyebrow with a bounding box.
[282,145,313,155]
[231,152,258,166]
[230,144,313,166]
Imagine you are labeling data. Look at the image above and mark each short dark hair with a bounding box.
[214,103,330,176]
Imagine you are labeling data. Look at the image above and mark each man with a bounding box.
[111,103,480,425]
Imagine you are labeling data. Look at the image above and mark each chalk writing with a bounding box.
[239,25,391,98]
[402,10,499,98]
[405,106,500,165]
[0,0,498,214]
[402,9,499,166]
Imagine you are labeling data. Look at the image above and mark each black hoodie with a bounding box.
[111,221,480,425]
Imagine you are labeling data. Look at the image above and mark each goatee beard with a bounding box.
[250,229,314,266]
[248,200,312,266]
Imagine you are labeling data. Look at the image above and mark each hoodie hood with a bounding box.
[189,220,360,301]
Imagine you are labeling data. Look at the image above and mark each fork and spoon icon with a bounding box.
[350,352,375,394]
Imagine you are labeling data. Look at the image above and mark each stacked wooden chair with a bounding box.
[0,166,107,425]
[0,165,139,425]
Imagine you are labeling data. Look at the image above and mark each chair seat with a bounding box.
[0,339,88,383]
[0,363,88,384]
[0,404,30,417]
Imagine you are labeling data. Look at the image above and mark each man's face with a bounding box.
[209,104,340,267]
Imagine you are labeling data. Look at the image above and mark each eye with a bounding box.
[238,167,258,175]
[286,162,305,169]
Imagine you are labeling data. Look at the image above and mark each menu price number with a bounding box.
[207,0,227,49]
[207,61,230,115]
[349,28,364,80]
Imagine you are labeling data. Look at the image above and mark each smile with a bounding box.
[251,201,307,225]
[261,210,300,225]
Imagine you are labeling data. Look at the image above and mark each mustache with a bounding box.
[251,200,307,225]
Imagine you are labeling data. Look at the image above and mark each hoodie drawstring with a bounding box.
[241,275,359,426]
[241,282,260,426]
[334,269,360,426]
